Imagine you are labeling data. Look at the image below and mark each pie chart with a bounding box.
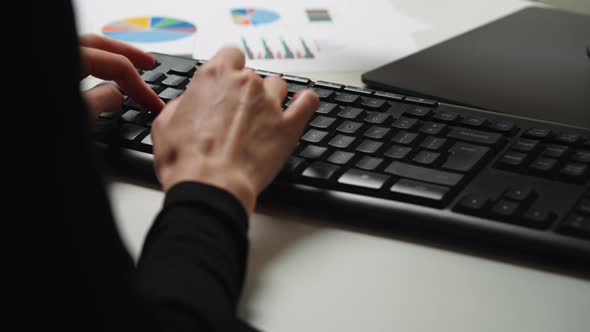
[231,8,280,26]
[102,17,197,43]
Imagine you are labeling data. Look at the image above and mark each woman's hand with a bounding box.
[152,47,319,215]
[79,34,165,119]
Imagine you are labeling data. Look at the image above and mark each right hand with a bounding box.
[151,48,319,215]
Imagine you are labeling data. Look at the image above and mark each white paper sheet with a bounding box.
[72,0,429,72]
[193,0,428,72]
[73,0,200,55]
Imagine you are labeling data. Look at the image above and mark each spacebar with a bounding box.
[384,162,463,186]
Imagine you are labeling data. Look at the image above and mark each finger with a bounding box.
[263,76,287,106]
[207,47,246,71]
[79,34,156,69]
[283,89,319,136]
[83,83,124,120]
[81,47,165,112]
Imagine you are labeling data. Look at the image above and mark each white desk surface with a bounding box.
[107,1,590,331]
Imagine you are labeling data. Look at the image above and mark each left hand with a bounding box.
[79,34,165,119]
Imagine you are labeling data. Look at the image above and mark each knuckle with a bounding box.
[200,63,217,77]
[245,71,263,88]
[82,33,100,44]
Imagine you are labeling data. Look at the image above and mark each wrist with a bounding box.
[159,160,257,216]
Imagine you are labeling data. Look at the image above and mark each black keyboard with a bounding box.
[94,53,590,267]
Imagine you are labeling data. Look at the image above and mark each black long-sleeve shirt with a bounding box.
[5,1,256,331]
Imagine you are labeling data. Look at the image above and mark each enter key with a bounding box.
[443,142,490,172]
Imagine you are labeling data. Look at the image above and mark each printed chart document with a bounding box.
[73,0,200,55]
[72,0,428,72]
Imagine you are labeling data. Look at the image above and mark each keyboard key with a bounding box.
[168,64,196,76]
[282,75,310,84]
[141,71,165,83]
[98,111,119,119]
[309,116,336,129]
[461,116,486,127]
[404,106,432,118]
[419,122,447,136]
[559,214,590,239]
[572,150,590,163]
[121,110,142,123]
[338,169,389,190]
[385,162,463,186]
[158,87,184,101]
[329,134,356,149]
[456,195,489,214]
[529,157,558,173]
[577,199,590,215]
[433,111,459,123]
[344,86,373,95]
[498,152,527,171]
[364,112,390,125]
[356,156,384,171]
[443,142,490,172]
[316,102,338,114]
[119,124,147,141]
[392,117,419,130]
[389,179,450,203]
[374,91,404,100]
[405,97,436,106]
[384,145,412,160]
[447,127,502,145]
[392,131,420,145]
[313,88,335,99]
[560,163,588,182]
[161,74,189,87]
[334,92,360,104]
[281,156,306,177]
[327,151,355,165]
[299,145,327,159]
[554,133,581,145]
[523,128,552,139]
[287,83,308,94]
[542,144,569,158]
[123,97,143,110]
[512,139,539,152]
[364,126,390,139]
[522,209,556,229]
[337,107,364,119]
[361,97,388,110]
[314,81,343,89]
[141,134,153,147]
[487,121,517,134]
[356,140,383,154]
[337,121,363,134]
[420,136,447,151]
[491,200,520,219]
[302,162,340,180]
[146,83,164,93]
[302,129,329,143]
[503,187,535,201]
[412,151,440,165]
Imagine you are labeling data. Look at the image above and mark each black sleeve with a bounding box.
[5,1,258,331]
[137,182,258,332]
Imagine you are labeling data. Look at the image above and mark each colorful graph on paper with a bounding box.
[306,9,332,22]
[241,36,316,60]
[102,17,197,43]
[231,8,280,26]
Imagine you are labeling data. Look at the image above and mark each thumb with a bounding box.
[282,89,319,139]
[83,83,124,120]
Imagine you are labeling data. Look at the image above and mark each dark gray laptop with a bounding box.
[362,7,590,129]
